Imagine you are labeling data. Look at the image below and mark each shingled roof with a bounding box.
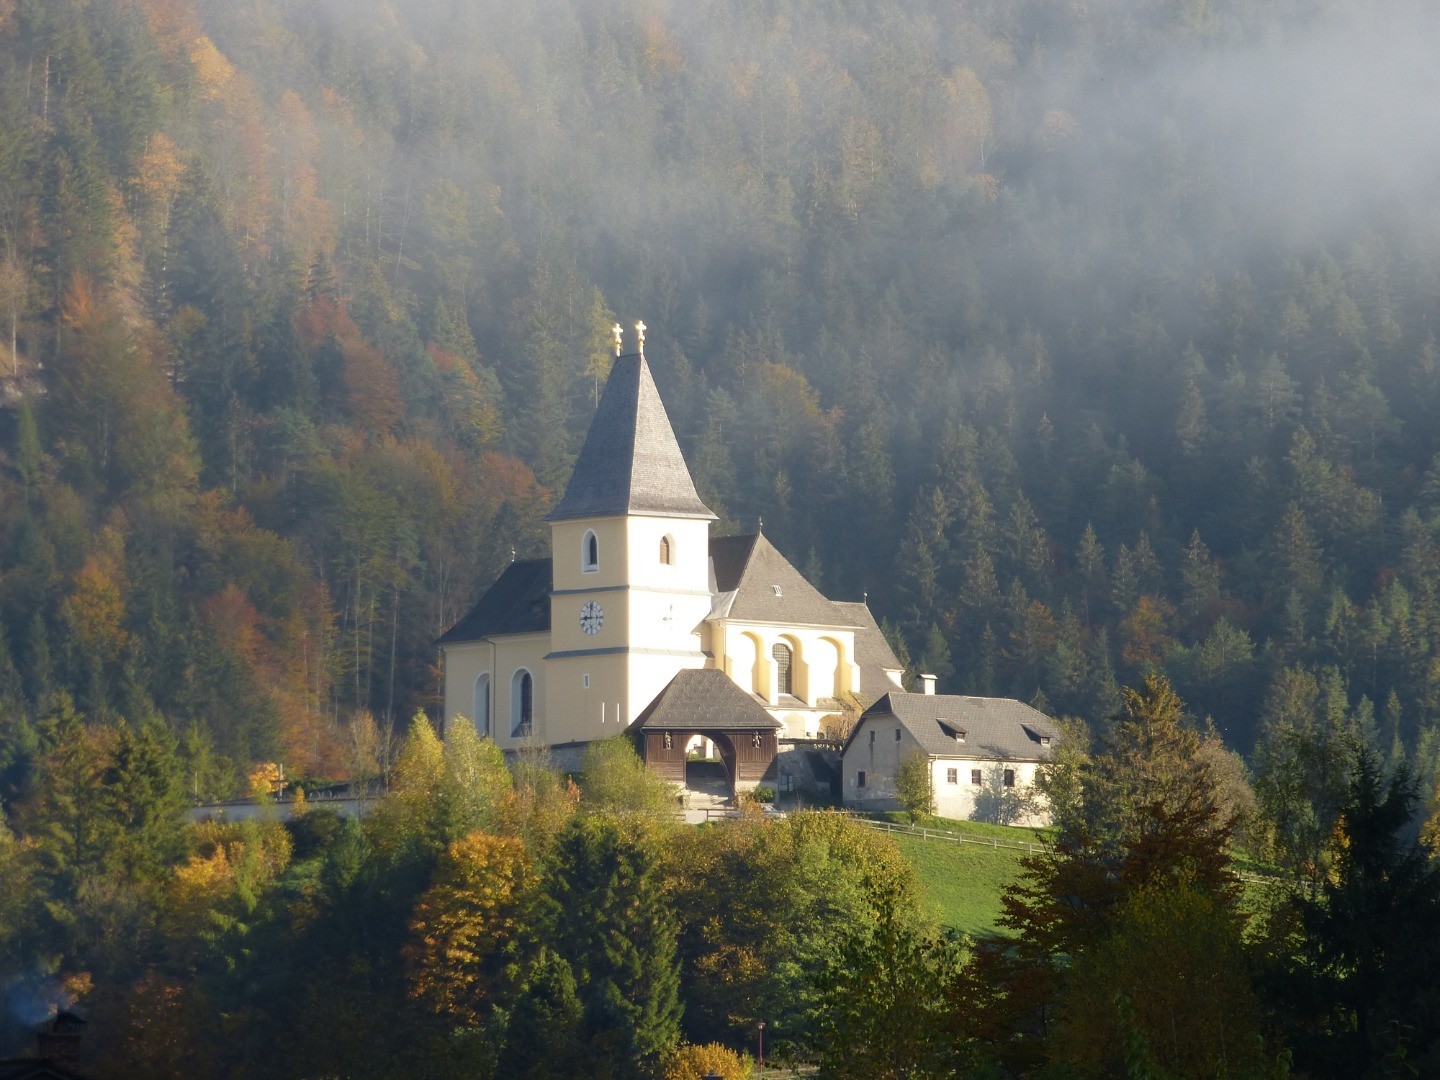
[547,353,716,522]
[832,600,905,703]
[847,692,1061,761]
[628,668,782,731]
[437,559,552,644]
[708,533,854,626]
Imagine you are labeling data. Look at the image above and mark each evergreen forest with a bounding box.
[2,0,1440,1074]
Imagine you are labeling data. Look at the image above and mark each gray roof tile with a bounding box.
[628,668,782,731]
[832,600,905,705]
[708,533,851,626]
[437,560,552,644]
[547,353,715,522]
[847,692,1061,761]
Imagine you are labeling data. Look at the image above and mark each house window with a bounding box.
[582,530,599,572]
[857,770,867,788]
[946,768,958,784]
[772,643,793,696]
[660,535,673,564]
[583,674,590,689]
[1004,768,1015,788]
[472,673,491,736]
[869,730,875,747]
[970,769,982,785]
[511,669,533,737]
[894,728,902,742]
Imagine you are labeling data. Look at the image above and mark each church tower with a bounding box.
[542,336,717,744]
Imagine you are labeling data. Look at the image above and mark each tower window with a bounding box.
[582,530,599,572]
[772,643,793,696]
[511,669,534,737]
[659,535,673,565]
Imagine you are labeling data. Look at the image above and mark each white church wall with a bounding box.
[807,636,839,701]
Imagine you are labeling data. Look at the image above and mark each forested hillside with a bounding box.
[3,0,1440,803]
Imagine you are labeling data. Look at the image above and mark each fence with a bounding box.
[853,816,1050,855]
[855,816,1292,889]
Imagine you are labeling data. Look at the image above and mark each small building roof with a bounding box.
[437,559,552,644]
[846,692,1061,762]
[708,533,853,627]
[0,1062,89,1080]
[547,353,716,522]
[628,668,782,731]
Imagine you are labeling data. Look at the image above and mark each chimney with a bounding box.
[919,674,937,695]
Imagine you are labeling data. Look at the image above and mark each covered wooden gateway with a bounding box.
[626,669,781,798]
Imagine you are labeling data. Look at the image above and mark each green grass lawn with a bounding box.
[889,818,1295,941]
[893,831,1032,939]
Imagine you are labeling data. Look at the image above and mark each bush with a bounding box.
[664,1042,754,1080]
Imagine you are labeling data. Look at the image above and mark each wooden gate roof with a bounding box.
[627,669,782,732]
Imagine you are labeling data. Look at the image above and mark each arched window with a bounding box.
[472,673,491,736]
[511,669,534,737]
[772,643,793,696]
[582,530,599,572]
[659,535,673,565]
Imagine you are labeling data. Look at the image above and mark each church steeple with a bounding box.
[547,352,716,522]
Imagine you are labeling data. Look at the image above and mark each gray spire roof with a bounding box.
[547,353,716,522]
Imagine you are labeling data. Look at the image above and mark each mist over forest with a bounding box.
[5,0,1440,1074]
[0,0,1435,796]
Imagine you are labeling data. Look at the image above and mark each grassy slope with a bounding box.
[877,817,1050,938]
[886,815,1289,940]
[895,833,1029,938]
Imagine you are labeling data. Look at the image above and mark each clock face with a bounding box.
[580,600,605,636]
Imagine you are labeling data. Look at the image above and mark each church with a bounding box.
[438,326,905,796]
[438,325,1060,812]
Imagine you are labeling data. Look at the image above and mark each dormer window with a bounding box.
[940,720,966,744]
[582,530,599,572]
[1040,736,1052,746]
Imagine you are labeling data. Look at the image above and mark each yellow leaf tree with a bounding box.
[405,831,535,1024]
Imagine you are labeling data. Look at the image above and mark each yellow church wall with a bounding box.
[440,640,493,733]
[549,517,630,594]
[491,634,549,747]
[712,621,860,706]
[441,633,549,747]
[545,653,630,745]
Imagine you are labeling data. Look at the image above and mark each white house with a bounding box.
[842,687,1061,826]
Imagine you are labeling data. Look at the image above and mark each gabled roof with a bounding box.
[832,600,905,704]
[0,1062,88,1080]
[708,533,853,627]
[437,559,552,644]
[845,692,1061,762]
[547,353,716,522]
[628,668,782,731]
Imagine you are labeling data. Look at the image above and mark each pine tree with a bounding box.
[540,813,682,1075]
